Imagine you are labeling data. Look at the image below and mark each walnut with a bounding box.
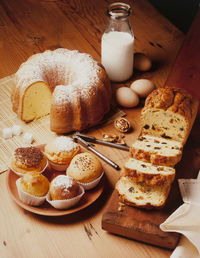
[102,133,126,144]
[102,133,119,143]
[114,117,131,133]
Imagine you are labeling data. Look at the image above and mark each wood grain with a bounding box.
[102,190,180,250]
[0,0,186,257]
[102,143,200,249]
[102,9,200,251]
[166,9,200,102]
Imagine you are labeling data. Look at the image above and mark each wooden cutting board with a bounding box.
[102,142,200,249]
[102,10,200,250]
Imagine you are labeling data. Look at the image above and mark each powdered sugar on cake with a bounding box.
[15,49,100,104]
[53,136,78,152]
[13,48,112,133]
[52,175,74,191]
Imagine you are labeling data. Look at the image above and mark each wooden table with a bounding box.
[0,0,187,257]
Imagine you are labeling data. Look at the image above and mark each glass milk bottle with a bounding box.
[101,2,134,82]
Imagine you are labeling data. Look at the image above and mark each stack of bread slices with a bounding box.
[116,87,199,209]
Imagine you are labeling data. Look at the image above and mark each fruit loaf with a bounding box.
[123,158,175,186]
[116,87,198,209]
[116,176,171,209]
[130,134,183,167]
[141,87,199,144]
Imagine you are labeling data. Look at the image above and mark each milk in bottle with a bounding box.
[101,3,134,82]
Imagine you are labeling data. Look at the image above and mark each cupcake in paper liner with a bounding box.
[44,136,80,171]
[16,172,49,206]
[76,171,104,190]
[47,160,68,172]
[46,175,85,210]
[11,160,48,177]
[67,152,104,190]
[10,146,48,176]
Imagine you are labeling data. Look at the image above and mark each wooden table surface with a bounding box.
[0,0,186,257]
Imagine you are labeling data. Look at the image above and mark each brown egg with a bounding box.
[134,53,152,72]
[116,87,139,108]
[130,79,155,98]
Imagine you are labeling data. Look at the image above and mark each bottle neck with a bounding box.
[104,16,133,36]
[104,2,133,36]
[107,2,131,19]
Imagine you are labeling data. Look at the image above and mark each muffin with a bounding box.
[67,152,104,190]
[11,146,47,176]
[44,136,80,171]
[49,175,80,200]
[16,172,49,206]
[46,175,84,209]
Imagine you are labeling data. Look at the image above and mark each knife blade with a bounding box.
[73,135,120,171]
[74,132,130,151]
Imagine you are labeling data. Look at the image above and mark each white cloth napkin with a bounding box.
[160,170,200,258]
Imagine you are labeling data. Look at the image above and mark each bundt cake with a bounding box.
[11,48,112,133]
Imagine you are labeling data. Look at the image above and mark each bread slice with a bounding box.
[116,176,171,209]
[130,134,183,167]
[141,87,199,145]
[123,158,175,186]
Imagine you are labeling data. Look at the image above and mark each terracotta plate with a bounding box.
[7,169,104,216]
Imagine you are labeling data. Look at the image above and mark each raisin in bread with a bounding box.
[116,176,171,209]
[123,158,175,186]
[130,135,183,167]
[141,87,199,144]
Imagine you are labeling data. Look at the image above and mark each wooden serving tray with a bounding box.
[102,126,200,249]
[102,190,179,249]
[102,11,200,250]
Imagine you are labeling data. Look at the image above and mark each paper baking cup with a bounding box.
[16,178,47,206]
[46,185,85,210]
[10,160,48,177]
[75,171,104,190]
[48,160,69,171]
